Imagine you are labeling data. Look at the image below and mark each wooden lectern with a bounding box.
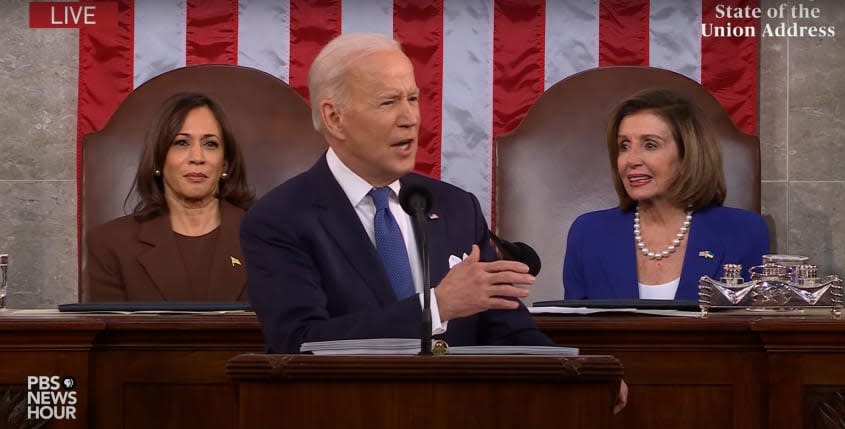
[227,353,622,429]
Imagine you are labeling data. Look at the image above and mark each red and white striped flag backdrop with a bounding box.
[77,0,758,226]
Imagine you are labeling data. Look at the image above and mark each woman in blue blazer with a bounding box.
[563,90,770,300]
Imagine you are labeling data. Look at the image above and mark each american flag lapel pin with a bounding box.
[698,250,714,259]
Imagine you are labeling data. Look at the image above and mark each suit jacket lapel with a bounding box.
[401,175,449,286]
[678,209,725,300]
[136,215,191,301]
[311,157,396,305]
[206,201,247,301]
[424,216,449,288]
[606,210,639,299]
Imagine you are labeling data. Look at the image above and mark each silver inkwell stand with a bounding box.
[699,254,843,319]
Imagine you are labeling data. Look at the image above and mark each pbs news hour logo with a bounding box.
[27,376,78,420]
[29,2,118,28]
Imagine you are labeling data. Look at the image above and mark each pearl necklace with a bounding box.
[634,207,692,260]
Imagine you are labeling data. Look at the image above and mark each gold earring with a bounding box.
[154,168,161,176]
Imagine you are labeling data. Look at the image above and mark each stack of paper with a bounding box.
[300,338,578,356]
[300,338,421,355]
[528,306,701,317]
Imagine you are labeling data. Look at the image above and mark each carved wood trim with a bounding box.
[227,354,623,383]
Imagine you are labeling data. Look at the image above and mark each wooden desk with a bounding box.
[755,319,845,429]
[227,353,622,428]
[536,314,845,429]
[88,314,263,428]
[0,313,262,429]
[1,312,844,428]
[0,316,102,429]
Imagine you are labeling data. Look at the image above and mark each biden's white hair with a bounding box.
[307,33,402,132]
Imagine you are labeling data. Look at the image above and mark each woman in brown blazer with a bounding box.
[83,93,254,302]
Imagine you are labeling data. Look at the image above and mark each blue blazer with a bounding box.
[563,205,770,300]
[241,155,553,353]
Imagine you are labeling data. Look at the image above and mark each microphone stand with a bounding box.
[410,210,432,356]
[399,184,435,356]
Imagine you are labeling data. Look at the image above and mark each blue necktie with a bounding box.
[369,187,415,300]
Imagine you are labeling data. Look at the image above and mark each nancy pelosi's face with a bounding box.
[162,106,227,207]
[616,110,681,205]
[331,49,420,187]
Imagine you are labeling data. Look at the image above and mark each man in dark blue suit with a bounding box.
[240,32,555,355]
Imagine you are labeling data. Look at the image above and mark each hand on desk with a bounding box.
[434,245,534,322]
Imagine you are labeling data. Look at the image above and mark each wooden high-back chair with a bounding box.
[81,65,325,295]
[495,66,760,303]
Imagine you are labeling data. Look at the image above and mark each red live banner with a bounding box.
[29,2,118,28]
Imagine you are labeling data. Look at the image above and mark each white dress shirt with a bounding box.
[326,148,447,334]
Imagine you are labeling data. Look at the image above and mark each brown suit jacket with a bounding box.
[83,200,247,302]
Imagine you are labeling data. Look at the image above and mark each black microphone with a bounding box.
[398,183,433,356]
[489,231,542,276]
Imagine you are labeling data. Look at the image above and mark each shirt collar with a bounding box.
[326,148,402,206]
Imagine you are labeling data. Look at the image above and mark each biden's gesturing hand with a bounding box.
[434,245,534,322]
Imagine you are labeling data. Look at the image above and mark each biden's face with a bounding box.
[331,49,420,187]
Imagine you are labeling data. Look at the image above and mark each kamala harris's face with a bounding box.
[162,106,227,207]
[616,110,681,205]
[331,49,420,187]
